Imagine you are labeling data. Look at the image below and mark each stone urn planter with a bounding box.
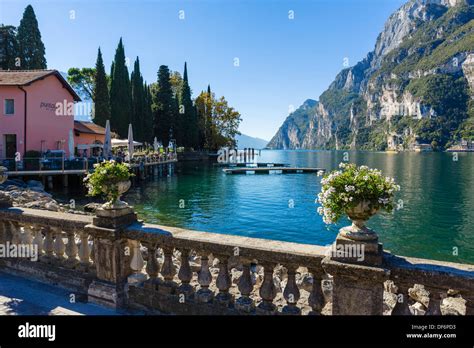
[339,200,380,241]
[102,180,131,210]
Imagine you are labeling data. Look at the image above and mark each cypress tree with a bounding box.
[143,83,153,143]
[180,62,198,148]
[109,38,132,138]
[153,65,174,147]
[93,47,110,127]
[131,57,145,142]
[0,25,19,70]
[17,5,46,69]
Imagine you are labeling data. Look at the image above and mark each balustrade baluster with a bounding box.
[196,253,213,303]
[215,254,232,306]
[177,248,193,296]
[158,246,176,293]
[42,227,54,263]
[53,228,66,262]
[0,221,7,244]
[235,259,254,312]
[425,286,443,315]
[391,284,412,315]
[282,264,301,314]
[308,267,325,315]
[128,240,147,284]
[65,230,79,268]
[78,231,91,270]
[10,222,21,245]
[22,225,33,244]
[144,243,160,289]
[257,262,277,314]
[32,227,44,258]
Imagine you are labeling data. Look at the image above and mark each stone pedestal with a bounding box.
[323,224,390,315]
[93,206,137,229]
[322,256,389,315]
[331,233,383,266]
[85,206,137,308]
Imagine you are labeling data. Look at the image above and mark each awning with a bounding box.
[112,139,143,147]
[77,144,103,150]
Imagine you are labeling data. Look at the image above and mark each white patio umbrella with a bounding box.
[103,120,112,159]
[68,129,75,159]
[127,123,134,160]
[153,137,159,152]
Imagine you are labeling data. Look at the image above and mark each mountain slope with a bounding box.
[268,0,474,151]
[235,134,269,149]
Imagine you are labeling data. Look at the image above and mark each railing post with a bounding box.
[85,204,137,308]
[321,226,389,315]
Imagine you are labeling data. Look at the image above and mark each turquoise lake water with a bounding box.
[123,150,474,264]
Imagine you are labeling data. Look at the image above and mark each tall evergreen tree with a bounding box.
[180,62,198,148]
[109,38,132,138]
[131,57,145,142]
[0,25,19,70]
[93,48,110,127]
[143,83,153,143]
[16,5,46,69]
[196,89,214,150]
[153,65,174,146]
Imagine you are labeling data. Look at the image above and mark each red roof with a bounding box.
[74,121,106,135]
[0,70,81,101]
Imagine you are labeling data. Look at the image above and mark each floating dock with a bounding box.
[223,167,325,174]
[215,162,287,168]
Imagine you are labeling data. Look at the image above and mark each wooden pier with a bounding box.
[3,159,178,190]
[215,162,287,168]
[223,167,325,174]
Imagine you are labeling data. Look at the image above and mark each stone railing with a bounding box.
[121,222,327,315]
[0,206,473,315]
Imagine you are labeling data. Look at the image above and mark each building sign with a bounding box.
[40,102,58,112]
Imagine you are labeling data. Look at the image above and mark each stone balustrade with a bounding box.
[0,206,473,315]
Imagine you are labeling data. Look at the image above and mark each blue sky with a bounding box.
[1,0,406,140]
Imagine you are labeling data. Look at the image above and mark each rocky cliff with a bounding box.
[268,0,474,150]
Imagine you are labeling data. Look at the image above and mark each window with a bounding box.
[4,99,14,115]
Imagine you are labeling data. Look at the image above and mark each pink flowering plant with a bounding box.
[317,162,400,224]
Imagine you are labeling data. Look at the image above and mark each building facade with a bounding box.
[0,70,81,159]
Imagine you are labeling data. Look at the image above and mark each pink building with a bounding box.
[0,70,81,159]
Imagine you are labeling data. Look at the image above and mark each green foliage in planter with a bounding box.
[317,163,400,224]
[84,160,133,203]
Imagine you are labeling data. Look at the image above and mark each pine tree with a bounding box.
[180,62,198,148]
[0,25,19,70]
[153,65,174,147]
[131,57,145,142]
[93,48,110,127]
[109,38,132,138]
[16,5,46,69]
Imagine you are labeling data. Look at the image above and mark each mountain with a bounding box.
[235,133,269,149]
[268,0,474,151]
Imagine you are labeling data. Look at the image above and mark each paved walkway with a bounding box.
[0,271,118,315]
